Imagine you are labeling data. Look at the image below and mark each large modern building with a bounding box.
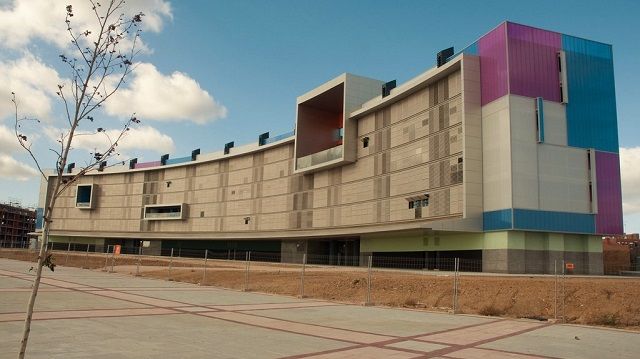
[37,22,623,273]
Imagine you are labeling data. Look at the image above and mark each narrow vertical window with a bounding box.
[557,51,569,103]
[535,97,545,144]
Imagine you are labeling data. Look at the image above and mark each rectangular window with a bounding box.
[535,97,545,143]
[75,184,95,209]
[557,51,569,104]
[362,136,369,148]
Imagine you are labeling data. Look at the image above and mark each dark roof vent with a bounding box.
[258,132,269,146]
[98,161,107,172]
[160,154,169,165]
[129,158,137,169]
[66,163,75,173]
[437,47,455,67]
[224,141,234,155]
[191,149,200,160]
[382,80,396,98]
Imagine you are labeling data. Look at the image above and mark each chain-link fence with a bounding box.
[1,243,639,329]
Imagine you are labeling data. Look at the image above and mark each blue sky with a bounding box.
[0,0,639,232]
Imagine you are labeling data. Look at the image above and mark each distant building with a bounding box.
[0,203,36,247]
[38,22,623,274]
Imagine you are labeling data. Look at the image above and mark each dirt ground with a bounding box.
[3,249,639,330]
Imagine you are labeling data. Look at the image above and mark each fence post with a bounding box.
[66,242,71,265]
[168,248,174,280]
[562,259,567,323]
[243,251,251,291]
[299,253,307,298]
[365,255,372,306]
[452,258,460,314]
[201,249,208,285]
[110,250,115,273]
[84,243,90,268]
[554,260,558,321]
[135,245,142,277]
[103,245,111,271]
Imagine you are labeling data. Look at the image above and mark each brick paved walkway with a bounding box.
[0,258,638,359]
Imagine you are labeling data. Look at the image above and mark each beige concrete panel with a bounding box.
[312,208,329,227]
[389,165,429,197]
[195,162,220,176]
[510,96,540,210]
[338,202,375,225]
[538,145,590,213]
[543,100,567,146]
[389,139,429,172]
[227,167,254,186]
[263,144,293,164]
[193,174,221,190]
[340,179,375,204]
[164,167,187,180]
[226,199,254,216]
[260,195,290,213]
[262,177,290,197]
[448,70,462,97]
[262,161,290,181]
[358,113,376,136]
[192,188,217,203]
[312,188,328,208]
[341,156,374,183]
[228,155,254,171]
[257,213,289,230]
[226,184,253,201]
[482,96,512,211]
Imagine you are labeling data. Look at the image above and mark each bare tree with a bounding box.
[12,1,144,357]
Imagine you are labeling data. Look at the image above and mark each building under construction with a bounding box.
[0,203,36,247]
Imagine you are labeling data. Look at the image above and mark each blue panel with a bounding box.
[483,209,513,231]
[165,156,192,166]
[35,208,44,230]
[264,131,294,145]
[448,41,478,62]
[512,209,595,234]
[562,35,618,153]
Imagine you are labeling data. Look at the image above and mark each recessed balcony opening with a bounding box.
[143,204,185,220]
[295,83,344,170]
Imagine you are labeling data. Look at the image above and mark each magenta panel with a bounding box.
[507,23,562,102]
[478,23,508,106]
[595,151,623,234]
[134,161,162,169]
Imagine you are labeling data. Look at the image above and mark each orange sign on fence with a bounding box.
[565,262,575,270]
[114,245,121,255]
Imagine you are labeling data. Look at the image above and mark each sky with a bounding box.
[0,0,639,232]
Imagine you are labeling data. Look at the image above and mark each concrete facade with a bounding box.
[38,22,622,274]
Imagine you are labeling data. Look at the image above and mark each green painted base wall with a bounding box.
[360,230,602,254]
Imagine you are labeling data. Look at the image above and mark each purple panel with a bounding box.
[507,23,562,102]
[595,151,623,234]
[134,161,162,169]
[478,23,508,106]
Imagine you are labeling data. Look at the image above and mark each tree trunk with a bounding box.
[17,218,51,358]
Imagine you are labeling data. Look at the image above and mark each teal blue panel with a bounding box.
[512,209,595,234]
[447,41,478,62]
[562,35,618,153]
[165,156,192,166]
[483,209,512,231]
[35,208,44,230]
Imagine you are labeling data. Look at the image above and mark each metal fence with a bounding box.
[1,241,639,328]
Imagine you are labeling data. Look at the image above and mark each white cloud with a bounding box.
[0,55,63,120]
[620,147,640,215]
[49,125,175,155]
[0,125,21,153]
[0,154,38,180]
[0,0,172,50]
[105,63,227,124]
